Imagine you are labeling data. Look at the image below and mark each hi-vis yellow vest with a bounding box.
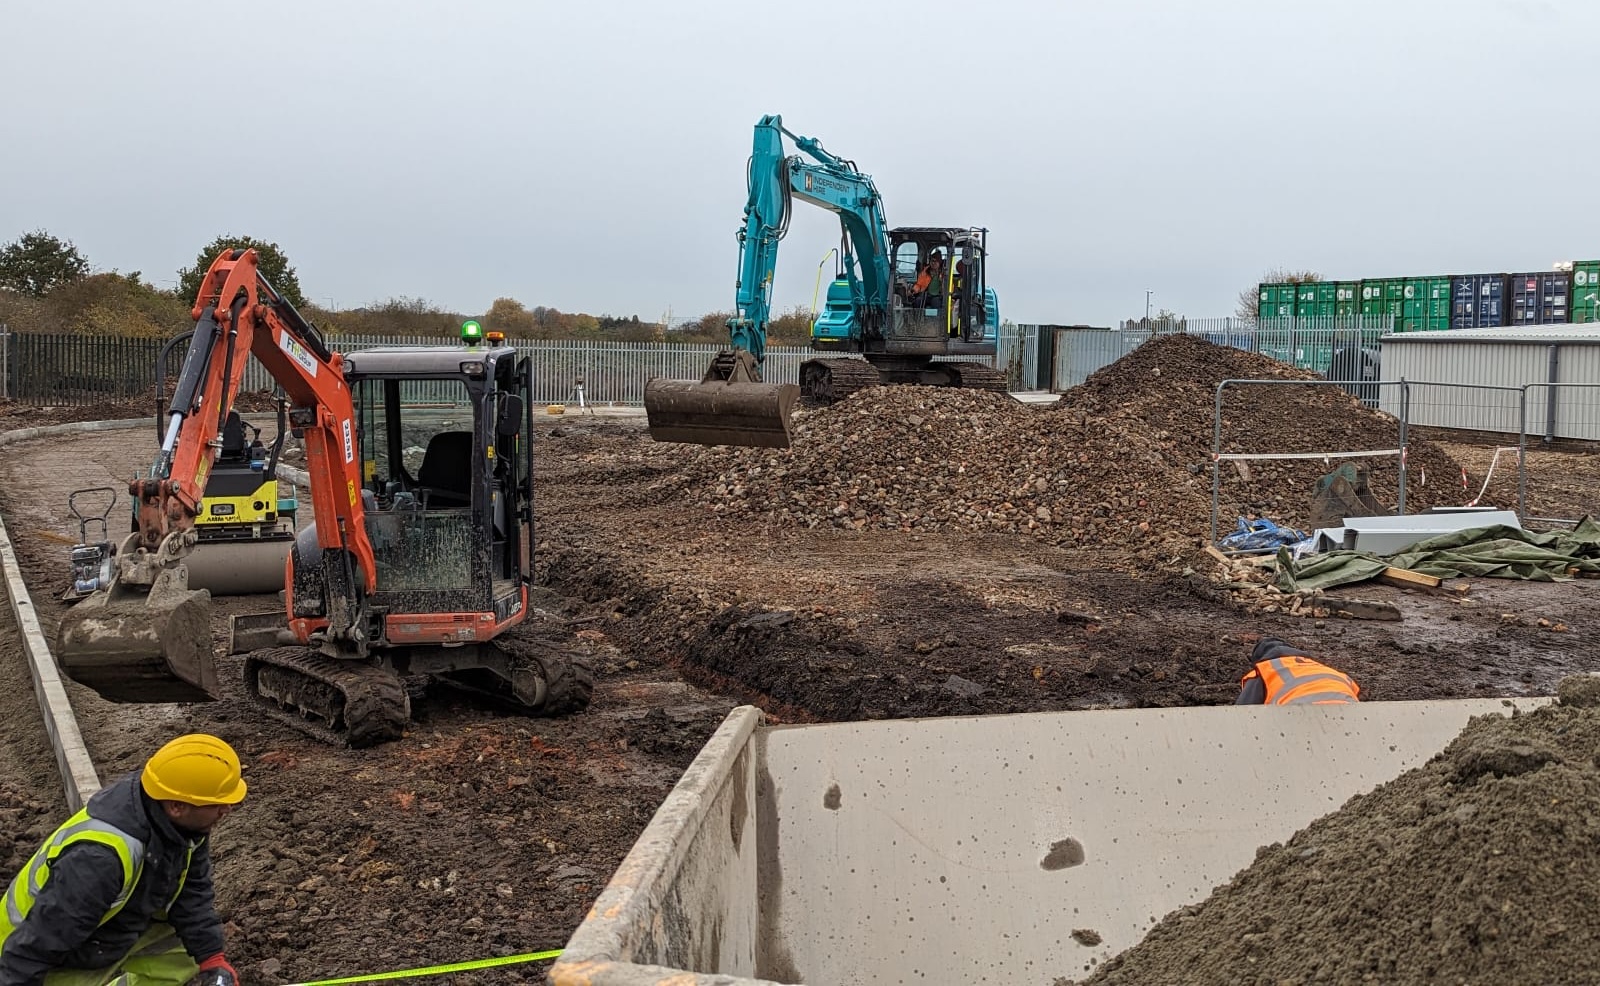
[0,807,195,952]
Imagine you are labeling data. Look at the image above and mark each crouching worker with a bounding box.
[0,734,247,986]
[1236,637,1360,706]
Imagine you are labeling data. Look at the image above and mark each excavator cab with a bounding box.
[882,228,997,352]
[286,343,532,625]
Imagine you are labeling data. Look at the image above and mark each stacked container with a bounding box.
[1333,281,1360,318]
[1570,261,1600,323]
[1400,276,1451,332]
[1258,283,1296,319]
[1450,274,1509,329]
[1294,282,1337,320]
[1509,271,1570,325]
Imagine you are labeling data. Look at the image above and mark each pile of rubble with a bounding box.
[1088,677,1600,985]
[1064,333,1465,527]
[657,337,1465,555]
[661,385,1210,553]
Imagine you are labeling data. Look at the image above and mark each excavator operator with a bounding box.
[0,735,247,986]
[909,250,946,308]
[1235,637,1360,705]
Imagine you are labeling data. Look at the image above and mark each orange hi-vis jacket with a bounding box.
[1241,656,1360,705]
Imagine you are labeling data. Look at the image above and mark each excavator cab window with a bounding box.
[891,241,921,306]
[355,377,477,592]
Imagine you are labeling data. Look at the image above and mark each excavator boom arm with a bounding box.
[729,115,895,360]
[141,249,375,594]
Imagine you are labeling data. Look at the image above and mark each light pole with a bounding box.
[1145,290,1153,321]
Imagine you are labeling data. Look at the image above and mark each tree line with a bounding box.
[0,229,819,345]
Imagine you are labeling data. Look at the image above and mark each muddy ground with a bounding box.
[0,395,1596,985]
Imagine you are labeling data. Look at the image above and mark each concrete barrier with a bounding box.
[0,417,147,810]
[552,697,1549,986]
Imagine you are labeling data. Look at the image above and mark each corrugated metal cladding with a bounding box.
[1378,326,1600,439]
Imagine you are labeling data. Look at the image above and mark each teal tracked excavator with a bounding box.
[643,114,1005,448]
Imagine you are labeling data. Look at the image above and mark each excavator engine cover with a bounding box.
[644,349,799,449]
[55,562,217,704]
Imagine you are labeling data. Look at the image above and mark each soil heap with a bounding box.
[1085,677,1600,986]
[657,336,1464,555]
[1062,333,1464,528]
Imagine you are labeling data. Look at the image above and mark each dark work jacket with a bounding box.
[0,772,224,985]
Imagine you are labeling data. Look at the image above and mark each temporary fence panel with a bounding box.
[1523,382,1600,443]
[1209,379,1411,544]
[1387,380,1527,439]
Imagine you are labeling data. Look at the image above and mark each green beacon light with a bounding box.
[461,319,484,344]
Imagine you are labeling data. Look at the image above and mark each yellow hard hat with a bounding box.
[141,734,248,806]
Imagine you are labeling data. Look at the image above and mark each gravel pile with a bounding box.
[658,336,1466,553]
[1087,677,1600,985]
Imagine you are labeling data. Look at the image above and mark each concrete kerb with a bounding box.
[550,705,786,986]
[0,417,150,811]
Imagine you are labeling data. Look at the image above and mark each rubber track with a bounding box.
[941,360,1012,394]
[799,358,883,406]
[466,636,596,715]
[244,646,410,748]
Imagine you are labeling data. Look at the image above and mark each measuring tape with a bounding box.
[280,949,562,986]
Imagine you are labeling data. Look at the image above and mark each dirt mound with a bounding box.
[1086,682,1600,985]
[1061,333,1467,528]
[653,337,1466,556]
[657,385,1208,556]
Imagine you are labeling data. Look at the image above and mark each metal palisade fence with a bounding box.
[0,326,1044,407]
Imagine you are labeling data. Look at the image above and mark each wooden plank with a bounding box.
[1378,566,1442,589]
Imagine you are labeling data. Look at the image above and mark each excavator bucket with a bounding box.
[55,537,218,704]
[643,350,799,449]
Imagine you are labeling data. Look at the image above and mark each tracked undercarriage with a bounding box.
[798,357,1011,406]
[239,635,595,747]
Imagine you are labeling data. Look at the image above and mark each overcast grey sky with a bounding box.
[3,0,1593,326]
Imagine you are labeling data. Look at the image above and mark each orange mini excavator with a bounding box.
[56,249,591,745]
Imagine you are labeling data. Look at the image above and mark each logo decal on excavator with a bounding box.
[347,479,357,508]
[279,333,318,378]
[342,418,354,463]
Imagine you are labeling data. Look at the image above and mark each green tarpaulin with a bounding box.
[1274,518,1600,593]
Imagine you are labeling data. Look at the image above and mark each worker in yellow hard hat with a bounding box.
[0,734,247,986]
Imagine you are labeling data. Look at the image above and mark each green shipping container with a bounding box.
[1399,276,1451,331]
[1290,344,1335,374]
[1257,283,1296,320]
[1379,278,1406,322]
[1571,262,1600,321]
[1333,281,1360,317]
